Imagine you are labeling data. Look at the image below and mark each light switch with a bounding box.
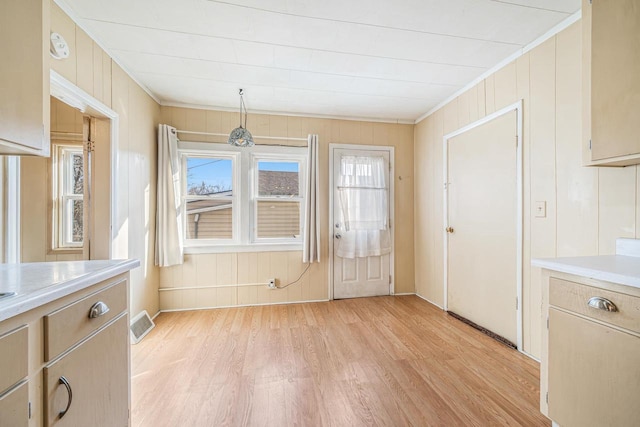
[535,201,546,218]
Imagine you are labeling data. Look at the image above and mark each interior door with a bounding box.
[446,111,518,345]
[332,148,392,299]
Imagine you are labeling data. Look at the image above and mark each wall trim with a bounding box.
[161,101,416,125]
[160,298,331,312]
[415,293,445,310]
[414,10,581,124]
[50,69,119,259]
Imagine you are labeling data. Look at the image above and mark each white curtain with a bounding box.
[336,156,391,259]
[303,134,320,263]
[155,124,184,267]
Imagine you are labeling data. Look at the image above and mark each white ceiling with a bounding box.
[57,0,580,122]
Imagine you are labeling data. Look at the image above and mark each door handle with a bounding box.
[58,376,73,419]
[445,227,454,233]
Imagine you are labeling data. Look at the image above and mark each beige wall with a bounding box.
[48,2,161,317]
[414,21,639,359]
[159,106,415,310]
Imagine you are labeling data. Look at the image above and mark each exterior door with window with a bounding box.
[332,147,392,299]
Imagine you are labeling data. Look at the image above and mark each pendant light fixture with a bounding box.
[228,88,254,147]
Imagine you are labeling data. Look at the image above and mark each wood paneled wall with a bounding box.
[414,21,639,359]
[159,106,415,310]
[46,1,161,317]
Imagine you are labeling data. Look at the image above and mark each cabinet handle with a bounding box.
[58,376,73,419]
[587,297,618,312]
[88,301,110,319]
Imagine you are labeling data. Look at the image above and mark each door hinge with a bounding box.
[546,392,549,404]
[389,276,392,285]
[547,316,549,330]
[86,139,95,153]
[589,139,592,150]
[28,401,31,419]
[444,182,448,190]
[515,297,518,310]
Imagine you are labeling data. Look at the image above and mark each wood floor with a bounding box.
[131,296,549,426]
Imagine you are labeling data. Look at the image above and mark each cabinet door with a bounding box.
[44,314,129,427]
[0,381,29,427]
[548,308,640,427]
[589,0,640,161]
[0,0,50,156]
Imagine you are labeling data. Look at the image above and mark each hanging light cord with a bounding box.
[238,89,248,129]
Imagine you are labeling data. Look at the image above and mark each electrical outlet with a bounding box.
[268,278,276,289]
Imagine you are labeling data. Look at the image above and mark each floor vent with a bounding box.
[130,310,155,344]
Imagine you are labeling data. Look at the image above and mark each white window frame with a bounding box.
[251,152,307,245]
[53,144,84,249]
[178,142,307,253]
[181,149,241,248]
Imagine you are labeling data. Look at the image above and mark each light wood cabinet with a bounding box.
[540,274,640,426]
[44,315,129,426]
[0,273,131,427]
[583,0,640,166]
[0,0,50,156]
[0,382,29,427]
[548,308,640,426]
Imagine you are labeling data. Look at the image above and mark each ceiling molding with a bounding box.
[160,101,415,125]
[414,9,581,124]
[54,0,162,105]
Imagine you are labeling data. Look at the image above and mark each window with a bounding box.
[179,143,306,252]
[53,145,84,249]
[183,154,238,243]
[253,158,303,241]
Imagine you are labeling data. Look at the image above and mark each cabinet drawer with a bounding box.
[0,381,29,427]
[550,277,640,334]
[44,279,127,361]
[0,325,28,394]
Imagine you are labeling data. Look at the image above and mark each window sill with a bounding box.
[184,243,303,254]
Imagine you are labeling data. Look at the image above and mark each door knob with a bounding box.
[445,227,454,233]
[335,233,342,239]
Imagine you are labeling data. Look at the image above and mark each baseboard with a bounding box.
[151,311,161,321]
[415,293,445,310]
[159,298,331,313]
[393,292,416,296]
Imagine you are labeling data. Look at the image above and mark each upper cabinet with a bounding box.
[583,0,640,166]
[0,0,50,157]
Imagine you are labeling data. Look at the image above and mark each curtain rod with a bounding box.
[176,129,308,142]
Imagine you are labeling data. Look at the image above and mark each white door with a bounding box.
[446,110,518,346]
[332,147,392,299]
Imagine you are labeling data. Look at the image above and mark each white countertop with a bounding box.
[0,259,140,323]
[532,255,640,289]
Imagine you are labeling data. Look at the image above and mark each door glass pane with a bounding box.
[256,200,300,238]
[185,199,233,239]
[257,161,299,197]
[186,157,233,195]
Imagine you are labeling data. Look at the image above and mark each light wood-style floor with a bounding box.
[131,296,549,426]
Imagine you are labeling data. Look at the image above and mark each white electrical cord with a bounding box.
[275,263,311,289]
